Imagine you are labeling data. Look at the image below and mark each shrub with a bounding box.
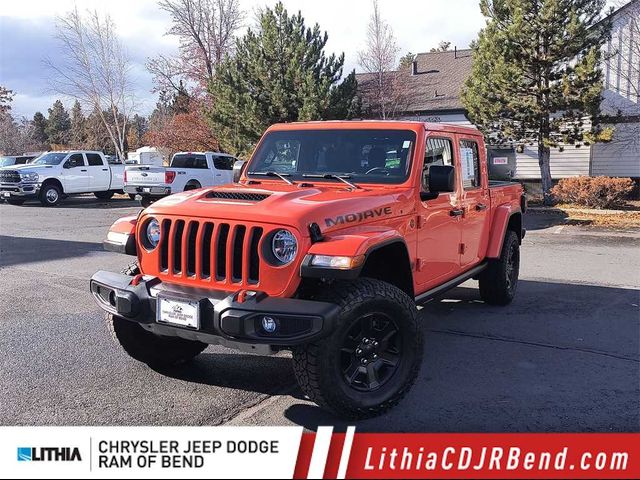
[551,176,634,209]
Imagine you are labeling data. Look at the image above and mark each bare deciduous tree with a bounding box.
[358,0,400,119]
[46,8,134,160]
[149,0,244,94]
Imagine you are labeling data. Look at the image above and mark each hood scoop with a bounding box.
[205,191,271,202]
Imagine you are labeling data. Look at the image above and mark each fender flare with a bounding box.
[300,230,409,279]
[486,205,522,259]
[103,215,138,256]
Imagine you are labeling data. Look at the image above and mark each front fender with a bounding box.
[486,205,521,259]
[103,215,138,256]
[301,227,406,279]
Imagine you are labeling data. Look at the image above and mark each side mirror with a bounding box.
[233,160,247,183]
[428,165,456,193]
[63,161,72,169]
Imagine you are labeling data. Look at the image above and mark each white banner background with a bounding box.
[0,427,304,479]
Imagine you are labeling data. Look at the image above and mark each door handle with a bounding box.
[450,208,464,217]
[80,169,87,172]
[476,203,488,211]
[102,168,108,171]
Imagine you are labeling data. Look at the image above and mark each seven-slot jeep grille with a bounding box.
[0,171,21,183]
[158,219,264,285]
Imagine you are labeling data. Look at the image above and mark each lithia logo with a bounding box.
[17,447,82,462]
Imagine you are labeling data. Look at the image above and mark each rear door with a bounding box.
[415,134,463,289]
[61,153,89,193]
[212,155,235,185]
[458,137,491,266]
[86,153,110,191]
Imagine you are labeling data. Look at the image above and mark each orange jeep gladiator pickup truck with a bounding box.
[90,121,526,419]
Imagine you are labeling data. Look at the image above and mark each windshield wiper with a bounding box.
[248,171,294,185]
[302,173,361,190]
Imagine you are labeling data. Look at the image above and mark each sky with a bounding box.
[0,0,620,119]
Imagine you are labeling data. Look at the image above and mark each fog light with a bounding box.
[261,316,278,334]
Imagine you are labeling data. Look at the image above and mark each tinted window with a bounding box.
[213,155,235,170]
[459,140,481,189]
[171,154,207,169]
[248,129,416,184]
[423,137,455,192]
[86,153,104,166]
[0,157,16,167]
[65,153,85,168]
[33,152,68,166]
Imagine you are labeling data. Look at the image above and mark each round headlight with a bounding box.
[146,218,161,249]
[272,229,297,264]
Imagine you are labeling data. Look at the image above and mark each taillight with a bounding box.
[165,171,176,184]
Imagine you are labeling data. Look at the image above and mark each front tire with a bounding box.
[39,183,62,207]
[478,230,520,305]
[293,279,423,419]
[105,262,207,368]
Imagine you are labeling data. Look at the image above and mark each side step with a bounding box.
[415,262,487,304]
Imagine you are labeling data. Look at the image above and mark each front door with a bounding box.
[458,138,491,266]
[61,153,89,193]
[415,135,463,289]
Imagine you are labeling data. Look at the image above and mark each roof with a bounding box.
[355,49,474,116]
[266,120,481,136]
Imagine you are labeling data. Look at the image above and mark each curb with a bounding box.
[528,206,640,216]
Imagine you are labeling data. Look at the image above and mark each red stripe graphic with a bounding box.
[294,433,640,479]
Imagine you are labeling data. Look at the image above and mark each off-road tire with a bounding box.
[94,191,114,200]
[6,199,25,206]
[293,278,423,419]
[39,183,62,207]
[478,230,520,305]
[105,262,207,368]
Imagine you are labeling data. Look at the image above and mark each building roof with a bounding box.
[355,48,474,116]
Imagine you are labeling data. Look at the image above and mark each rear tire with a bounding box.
[478,230,520,305]
[6,199,25,206]
[184,181,201,191]
[39,183,62,207]
[105,262,207,368]
[94,191,114,200]
[128,194,137,201]
[140,196,153,208]
[293,278,423,419]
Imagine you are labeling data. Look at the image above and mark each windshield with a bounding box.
[248,129,416,184]
[0,157,16,167]
[32,152,67,166]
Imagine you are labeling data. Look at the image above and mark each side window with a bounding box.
[423,137,454,191]
[65,153,85,168]
[459,139,481,189]
[86,153,104,166]
[213,156,235,170]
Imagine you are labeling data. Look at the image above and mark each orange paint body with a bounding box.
[110,121,524,299]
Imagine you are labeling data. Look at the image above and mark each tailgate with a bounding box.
[125,166,166,185]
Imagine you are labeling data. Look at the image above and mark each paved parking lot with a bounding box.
[0,196,638,431]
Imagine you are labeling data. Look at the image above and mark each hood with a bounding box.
[145,182,416,237]
[3,164,54,172]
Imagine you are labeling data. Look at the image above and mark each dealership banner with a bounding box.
[1,427,638,479]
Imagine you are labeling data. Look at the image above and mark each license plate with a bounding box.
[157,296,200,329]
[143,187,151,193]
[2,192,10,198]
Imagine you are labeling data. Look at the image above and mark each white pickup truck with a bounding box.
[0,150,125,206]
[124,151,238,207]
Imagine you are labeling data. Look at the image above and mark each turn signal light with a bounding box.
[308,255,365,270]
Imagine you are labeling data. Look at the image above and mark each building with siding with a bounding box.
[355,0,639,182]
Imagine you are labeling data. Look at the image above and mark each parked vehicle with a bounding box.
[0,150,125,206]
[126,146,165,166]
[124,151,237,207]
[0,155,38,167]
[91,121,526,419]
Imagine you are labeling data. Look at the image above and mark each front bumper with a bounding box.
[89,271,340,351]
[124,185,171,197]
[0,183,39,199]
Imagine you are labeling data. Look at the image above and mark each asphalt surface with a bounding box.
[0,195,638,431]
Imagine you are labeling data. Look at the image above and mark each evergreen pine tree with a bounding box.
[45,100,71,146]
[32,112,48,147]
[462,0,613,204]
[70,100,87,148]
[207,2,359,156]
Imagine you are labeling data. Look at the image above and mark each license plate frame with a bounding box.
[156,295,201,330]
